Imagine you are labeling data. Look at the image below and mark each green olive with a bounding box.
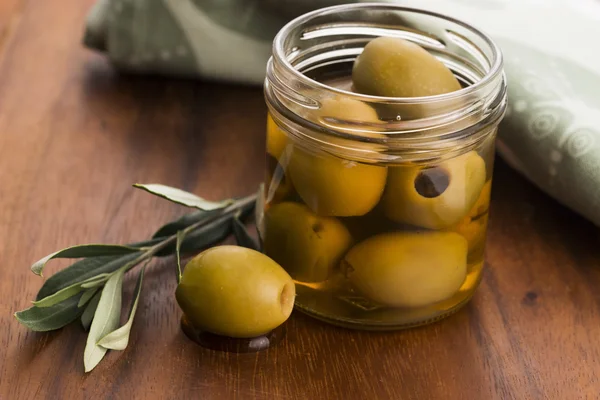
[287,96,387,217]
[450,180,492,257]
[175,245,295,338]
[316,97,379,127]
[382,151,486,229]
[344,231,468,308]
[288,147,387,217]
[470,179,493,218]
[263,202,353,282]
[269,98,380,160]
[267,114,289,161]
[265,114,295,204]
[265,154,295,205]
[453,213,488,261]
[352,37,461,98]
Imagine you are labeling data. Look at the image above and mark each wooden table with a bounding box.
[2,1,600,399]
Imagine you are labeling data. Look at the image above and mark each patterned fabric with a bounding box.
[83,0,346,83]
[84,0,600,226]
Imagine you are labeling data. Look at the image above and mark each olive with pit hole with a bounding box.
[382,151,486,229]
[263,202,353,282]
[343,231,468,308]
[175,245,295,338]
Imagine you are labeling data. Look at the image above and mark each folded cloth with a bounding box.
[83,0,347,83]
[84,0,600,226]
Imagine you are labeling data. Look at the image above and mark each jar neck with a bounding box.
[264,4,507,163]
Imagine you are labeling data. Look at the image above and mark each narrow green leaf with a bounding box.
[31,244,142,276]
[80,273,111,289]
[15,294,84,332]
[152,210,215,239]
[133,183,234,211]
[240,194,258,220]
[78,288,100,308]
[36,253,140,300]
[32,281,85,308]
[175,231,185,284]
[97,266,146,350]
[155,199,256,257]
[83,273,111,282]
[232,213,259,251]
[177,213,232,255]
[81,291,101,331]
[127,237,164,248]
[84,269,124,372]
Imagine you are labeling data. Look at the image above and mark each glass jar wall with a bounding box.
[259,4,507,330]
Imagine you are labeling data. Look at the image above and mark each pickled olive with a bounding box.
[342,206,420,243]
[265,154,294,205]
[288,148,387,216]
[263,202,353,282]
[382,151,486,229]
[453,213,489,258]
[267,114,289,160]
[285,95,388,217]
[344,232,468,308]
[469,180,493,218]
[272,97,380,158]
[316,97,379,128]
[450,180,492,255]
[175,246,295,338]
[352,37,461,98]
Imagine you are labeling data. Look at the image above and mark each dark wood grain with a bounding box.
[2,1,600,399]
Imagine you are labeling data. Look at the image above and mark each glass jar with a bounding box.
[259,4,506,330]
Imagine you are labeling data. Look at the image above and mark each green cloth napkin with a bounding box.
[84,0,600,226]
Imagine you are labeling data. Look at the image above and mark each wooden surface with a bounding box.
[2,1,600,399]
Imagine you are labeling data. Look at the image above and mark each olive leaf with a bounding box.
[80,273,111,289]
[32,282,85,308]
[97,266,146,350]
[36,253,140,301]
[133,183,234,211]
[78,288,100,308]
[81,291,102,331]
[31,244,142,276]
[84,269,125,372]
[128,237,165,248]
[177,213,232,254]
[175,231,185,284]
[146,214,234,258]
[152,210,215,239]
[153,197,255,257]
[33,274,112,308]
[232,212,259,251]
[14,294,84,332]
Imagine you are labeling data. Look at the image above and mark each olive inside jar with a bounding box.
[259,4,507,330]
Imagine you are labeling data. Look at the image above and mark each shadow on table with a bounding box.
[490,158,599,268]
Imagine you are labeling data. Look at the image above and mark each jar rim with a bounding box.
[272,2,504,105]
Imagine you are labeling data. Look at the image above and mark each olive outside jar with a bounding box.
[258,3,507,330]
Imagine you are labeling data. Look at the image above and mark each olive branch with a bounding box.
[15,183,260,372]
